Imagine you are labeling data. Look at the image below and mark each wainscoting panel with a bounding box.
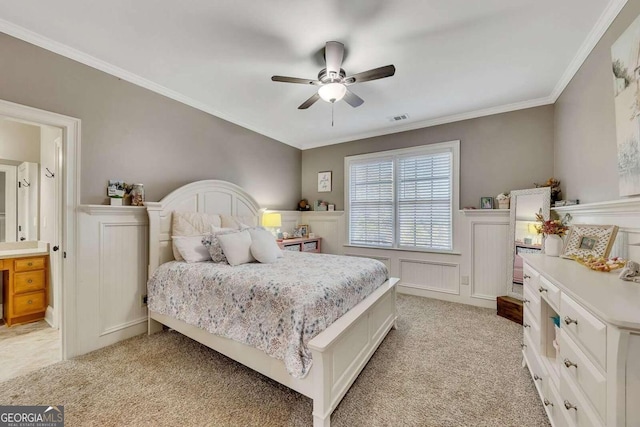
[399,258,460,294]
[301,211,345,255]
[470,221,509,300]
[343,253,391,271]
[77,206,148,355]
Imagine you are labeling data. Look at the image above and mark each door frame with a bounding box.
[0,98,80,359]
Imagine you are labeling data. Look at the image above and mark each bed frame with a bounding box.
[146,180,398,427]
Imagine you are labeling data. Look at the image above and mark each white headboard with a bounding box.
[146,180,261,275]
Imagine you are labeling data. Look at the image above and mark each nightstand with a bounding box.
[278,237,322,253]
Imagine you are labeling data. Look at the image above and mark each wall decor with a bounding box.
[294,224,309,238]
[318,171,332,192]
[560,224,619,259]
[480,196,493,209]
[611,15,640,196]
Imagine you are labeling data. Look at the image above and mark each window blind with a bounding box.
[397,153,452,250]
[349,159,394,247]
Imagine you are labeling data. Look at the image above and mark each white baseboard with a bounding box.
[398,284,496,309]
[45,305,57,328]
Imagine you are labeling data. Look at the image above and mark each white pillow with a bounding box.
[172,211,222,261]
[217,230,255,266]
[249,228,283,263]
[171,235,211,263]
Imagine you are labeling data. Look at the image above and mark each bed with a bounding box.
[146,180,398,427]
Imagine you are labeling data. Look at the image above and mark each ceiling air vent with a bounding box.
[388,113,409,122]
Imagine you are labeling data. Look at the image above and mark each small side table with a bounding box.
[278,237,322,253]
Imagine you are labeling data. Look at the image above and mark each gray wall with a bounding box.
[554,1,640,203]
[0,34,300,208]
[302,105,554,210]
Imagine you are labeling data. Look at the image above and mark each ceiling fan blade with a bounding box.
[298,93,321,109]
[344,64,396,85]
[272,76,320,85]
[324,41,345,76]
[343,89,364,108]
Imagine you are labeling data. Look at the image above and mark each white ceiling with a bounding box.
[0,0,626,149]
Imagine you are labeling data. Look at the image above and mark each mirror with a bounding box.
[506,187,551,298]
[0,161,38,243]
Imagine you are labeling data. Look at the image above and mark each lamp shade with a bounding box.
[318,83,347,103]
[261,212,282,228]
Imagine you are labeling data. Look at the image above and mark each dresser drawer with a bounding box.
[539,276,560,311]
[524,308,541,351]
[560,293,606,370]
[523,333,546,394]
[14,256,46,272]
[13,291,46,316]
[559,329,606,421]
[523,263,539,293]
[14,270,46,294]
[559,368,603,427]
[523,285,541,326]
[544,380,569,427]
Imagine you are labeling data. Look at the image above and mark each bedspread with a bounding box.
[147,251,388,378]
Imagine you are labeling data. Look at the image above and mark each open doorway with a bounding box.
[0,116,63,381]
[0,98,80,379]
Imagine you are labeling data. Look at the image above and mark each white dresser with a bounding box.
[520,254,640,427]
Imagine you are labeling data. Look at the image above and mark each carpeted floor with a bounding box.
[0,295,550,426]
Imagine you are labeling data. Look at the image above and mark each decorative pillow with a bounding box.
[220,214,258,230]
[171,235,211,263]
[172,211,222,261]
[202,227,236,263]
[217,230,255,266]
[249,228,283,263]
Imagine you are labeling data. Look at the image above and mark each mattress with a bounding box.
[147,251,389,378]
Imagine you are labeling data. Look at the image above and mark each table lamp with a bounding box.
[262,212,282,239]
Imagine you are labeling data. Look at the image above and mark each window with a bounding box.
[345,141,459,252]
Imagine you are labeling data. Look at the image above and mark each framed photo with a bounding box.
[318,171,332,192]
[294,224,309,238]
[480,197,493,209]
[560,224,619,259]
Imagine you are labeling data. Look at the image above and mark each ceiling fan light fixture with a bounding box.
[318,83,347,103]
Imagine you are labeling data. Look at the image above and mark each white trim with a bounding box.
[301,97,553,150]
[0,164,17,242]
[344,140,460,252]
[552,197,640,216]
[459,209,510,217]
[549,0,630,101]
[78,205,148,217]
[0,98,80,360]
[0,19,296,150]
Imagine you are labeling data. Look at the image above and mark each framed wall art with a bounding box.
[318,171,332,192]
[480,197,493,209]
[560,224,619,259]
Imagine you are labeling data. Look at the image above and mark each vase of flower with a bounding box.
[544,234,563,257]
[496,192,510,209]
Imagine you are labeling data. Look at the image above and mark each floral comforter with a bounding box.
[147,251,389,378]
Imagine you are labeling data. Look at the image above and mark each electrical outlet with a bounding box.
[141,294,148,307]
[460,275,469,285]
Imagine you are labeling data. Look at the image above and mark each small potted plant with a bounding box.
[496,192,510,209]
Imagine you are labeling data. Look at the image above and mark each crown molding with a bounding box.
[298,96,554,150]
[550,0,629,101]
[0,19,301,150]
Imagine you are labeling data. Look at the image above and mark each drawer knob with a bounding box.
[533,374,542,381]
[538,286,547,293]
[563,358,578,369]
[563,400,577,411]
[563,316,578,325]
[523,323,531,328]
[27,262,33,266]
[543,398,553,407]
[27,279,33,283]
[524,274,531,279]
[520,343,527,349]
[28,299,33,304]
[523,299,530,304]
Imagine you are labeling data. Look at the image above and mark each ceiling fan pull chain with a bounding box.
[332,102,334,127]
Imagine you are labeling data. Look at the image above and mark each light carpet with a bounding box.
[0,295,549,426]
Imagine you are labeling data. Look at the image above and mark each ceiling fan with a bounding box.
[271,41,396,110]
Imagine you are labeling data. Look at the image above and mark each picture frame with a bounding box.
[560,224,619,259]
[480,197,494,209]
[318,171,332,192]
[295,224,309,238]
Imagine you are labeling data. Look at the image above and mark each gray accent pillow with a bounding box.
[202,227,237,263]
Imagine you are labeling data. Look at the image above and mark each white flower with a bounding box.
[496,193,510,201]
